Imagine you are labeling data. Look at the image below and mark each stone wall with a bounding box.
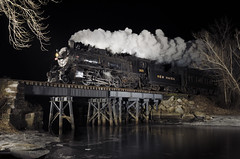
[0,79,43,131]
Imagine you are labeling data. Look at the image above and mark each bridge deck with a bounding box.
[21,80,163,99]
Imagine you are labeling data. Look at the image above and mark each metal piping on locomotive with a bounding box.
[47,40,216,95]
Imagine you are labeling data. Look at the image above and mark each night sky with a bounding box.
[0,0,239,81]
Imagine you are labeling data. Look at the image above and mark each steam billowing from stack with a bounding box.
[69,28,204,67]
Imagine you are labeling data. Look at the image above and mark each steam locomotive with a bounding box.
[47,41,216,94]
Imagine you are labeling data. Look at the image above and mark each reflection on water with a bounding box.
[45,125,240,159]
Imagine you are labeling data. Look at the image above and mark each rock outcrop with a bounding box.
[0,79,43,132]
[151,95,225,123]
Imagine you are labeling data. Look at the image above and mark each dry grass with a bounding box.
[191,95,240,115]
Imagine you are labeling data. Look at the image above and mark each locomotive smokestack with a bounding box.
[68,40,75,49]
[69,28,203,67]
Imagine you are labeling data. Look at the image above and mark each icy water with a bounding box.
[45,124,240,159]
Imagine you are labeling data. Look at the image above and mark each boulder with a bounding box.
[176,98,183,103]
[159,105,167,111]
[182,113,195,122]
[167,106,175,113]
[175,106,184,114]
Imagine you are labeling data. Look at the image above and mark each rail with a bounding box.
[18,79,163,94]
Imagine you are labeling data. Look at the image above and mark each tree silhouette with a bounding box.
[0,0,59,51]
[194,18,240,107]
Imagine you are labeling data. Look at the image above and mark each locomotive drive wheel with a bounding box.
[112,77,121,88]
[130,81,139,89]
[82,80,90,86]
[61,75,69,83]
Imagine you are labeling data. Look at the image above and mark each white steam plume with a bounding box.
[69,28,203,67]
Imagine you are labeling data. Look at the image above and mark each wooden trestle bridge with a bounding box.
[12,80,163,135]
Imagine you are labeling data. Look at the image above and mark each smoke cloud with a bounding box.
[69,28,203,67]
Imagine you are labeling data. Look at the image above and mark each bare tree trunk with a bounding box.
[223,81,228,106]
[194,18,240,108]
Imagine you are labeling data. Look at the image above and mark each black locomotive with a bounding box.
[47,41,216,95]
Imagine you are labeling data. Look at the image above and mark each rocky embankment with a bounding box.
[0,79,59,158]
[152,95,240,124]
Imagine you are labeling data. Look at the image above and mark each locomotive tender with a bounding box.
[47,41,216,94]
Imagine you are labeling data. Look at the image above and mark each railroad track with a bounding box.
[18,79,163,94]
[2,78,190,97]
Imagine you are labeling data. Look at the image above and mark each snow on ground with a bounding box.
[183,115,240,127]
[0,131,59,158]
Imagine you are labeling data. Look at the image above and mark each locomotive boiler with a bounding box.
[47,41,216,95]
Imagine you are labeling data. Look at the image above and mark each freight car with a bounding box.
[47,41,216,95]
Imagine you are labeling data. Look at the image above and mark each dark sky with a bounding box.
[0,0,239,81]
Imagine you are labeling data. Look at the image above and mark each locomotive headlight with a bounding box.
[55,52,59,60]
[55,53,59,58]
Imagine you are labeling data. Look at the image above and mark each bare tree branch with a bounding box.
[194,18,240,107]
[0,0,59,51]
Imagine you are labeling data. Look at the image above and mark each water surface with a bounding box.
[45,124,240,159]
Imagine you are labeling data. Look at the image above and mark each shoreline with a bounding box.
[0,130,60,159]
[182,115,240,127]
[1,115,240,158]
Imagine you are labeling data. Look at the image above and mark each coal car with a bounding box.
[47,41,216,95]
